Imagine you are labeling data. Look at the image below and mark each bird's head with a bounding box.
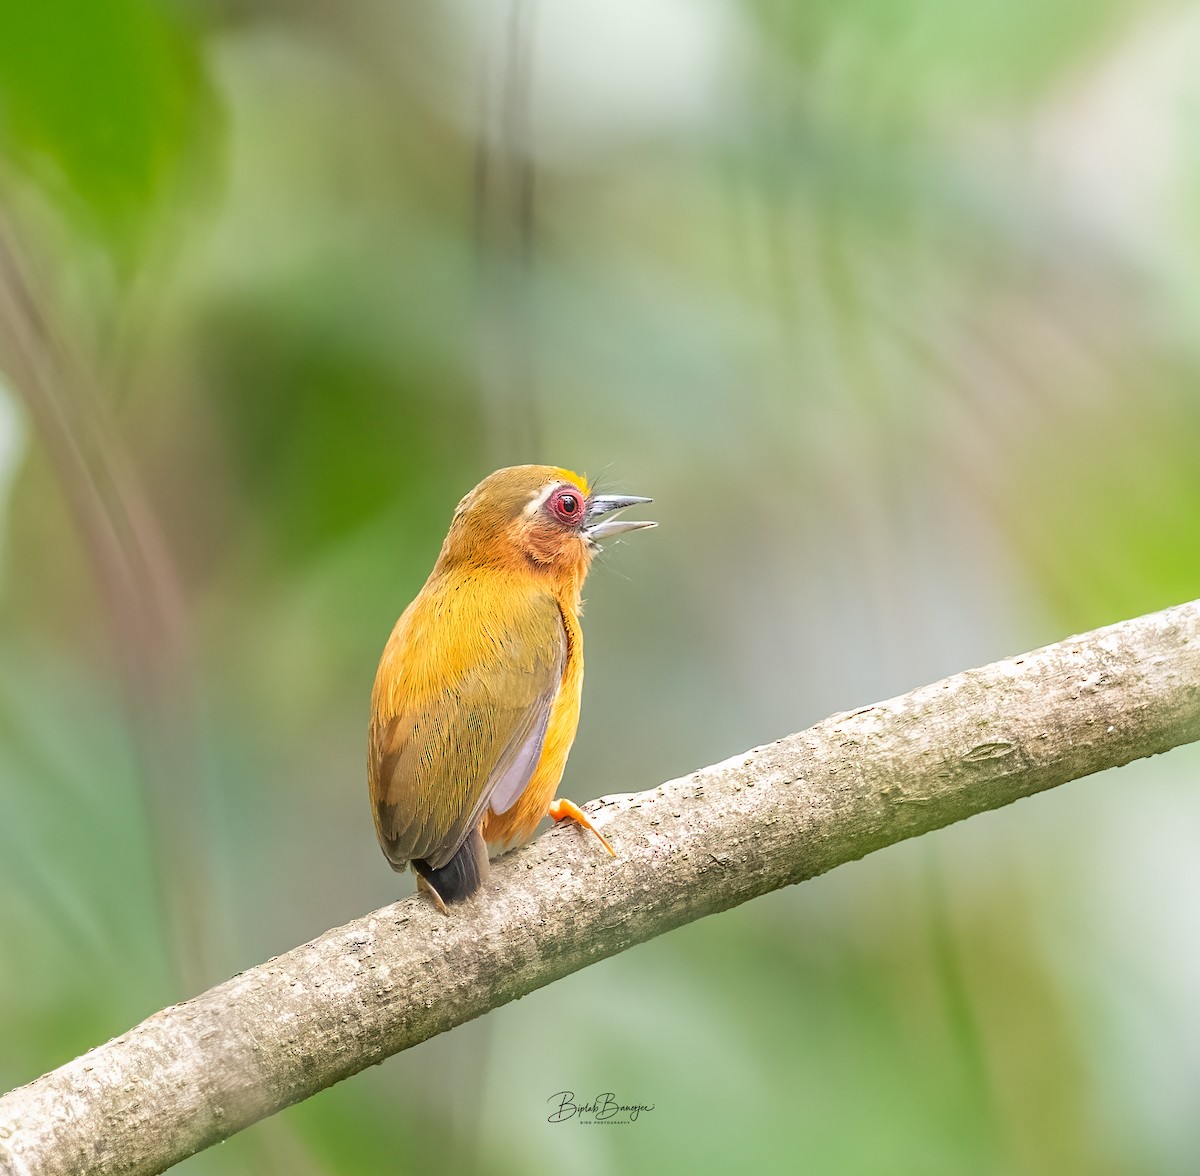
[436,465,655,582]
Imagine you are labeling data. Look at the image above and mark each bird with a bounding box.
[368,465,655,912]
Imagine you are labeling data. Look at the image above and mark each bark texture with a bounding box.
[3,599,1200,1176]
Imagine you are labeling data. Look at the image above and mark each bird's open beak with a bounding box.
[584,494,656,542]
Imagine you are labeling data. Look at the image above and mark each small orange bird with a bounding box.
[368,465,655,911]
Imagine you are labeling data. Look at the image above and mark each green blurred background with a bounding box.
[2,0,1200,1172]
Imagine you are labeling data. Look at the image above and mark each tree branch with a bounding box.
[4,600,1200,1176]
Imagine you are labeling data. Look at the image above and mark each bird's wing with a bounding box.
[370,592,566,871]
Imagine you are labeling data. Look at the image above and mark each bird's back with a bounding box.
[368,565,573,896]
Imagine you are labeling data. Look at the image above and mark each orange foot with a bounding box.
[548,798,616,858]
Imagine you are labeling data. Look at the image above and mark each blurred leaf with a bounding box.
[747,0,1142,117]
[0,0,219,253]
[1003,362,1200,631]
[197,297,482,568]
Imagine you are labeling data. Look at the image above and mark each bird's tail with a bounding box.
[412,826,489,906]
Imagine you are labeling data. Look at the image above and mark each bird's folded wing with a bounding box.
[370,593,566,871]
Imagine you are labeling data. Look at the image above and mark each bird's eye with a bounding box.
[547,488,583,526]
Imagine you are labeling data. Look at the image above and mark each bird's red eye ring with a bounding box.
[548,487,583,526]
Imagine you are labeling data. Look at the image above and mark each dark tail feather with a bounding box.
[412,827,489,905]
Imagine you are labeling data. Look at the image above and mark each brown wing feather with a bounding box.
[369,591,565,871]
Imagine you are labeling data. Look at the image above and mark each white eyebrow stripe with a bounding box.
[524,482,562,516]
